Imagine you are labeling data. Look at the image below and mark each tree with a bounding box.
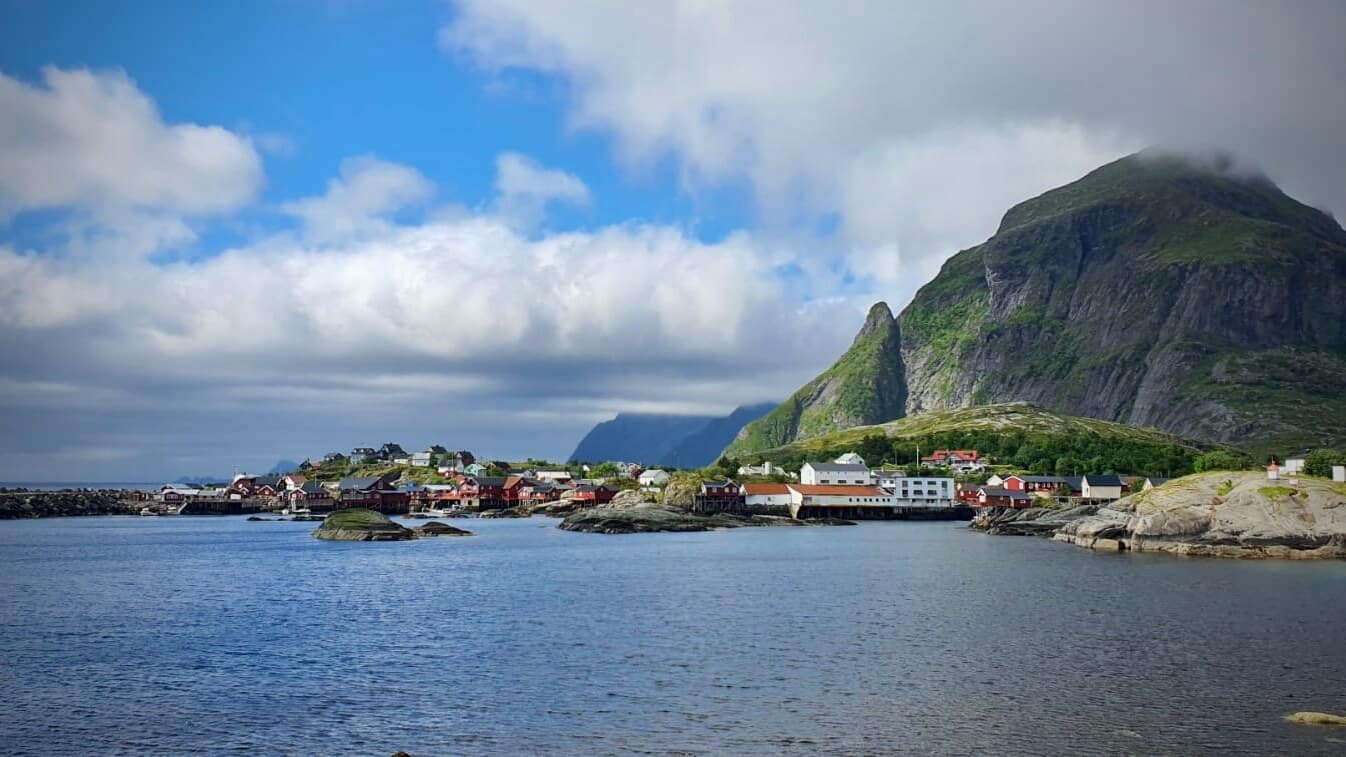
[711,455,739,479]
[591,462,620,478]
[1303,449,1346,478]
[1193,450,1255,473]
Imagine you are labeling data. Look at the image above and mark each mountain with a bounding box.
[569,404,776,468]
[730,151,1346,456]
[726,301,906,455]
[268,460,300,474]
[659,403,775,468]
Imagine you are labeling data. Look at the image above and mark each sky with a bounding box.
[1,1,1344,481]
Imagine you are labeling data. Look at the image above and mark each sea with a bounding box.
[1,515,1344,755]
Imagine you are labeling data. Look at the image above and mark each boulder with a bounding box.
[478,506,533,519]
[1286,711,1346,726]
[313,508,416,541]
[413,521,473,537]
[558,505,854,534]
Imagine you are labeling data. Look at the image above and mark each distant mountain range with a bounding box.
[569,403,776,468]
[729,150,1346,457]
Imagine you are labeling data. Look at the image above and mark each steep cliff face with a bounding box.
[899,152,1346,451]
[726,302,906,455]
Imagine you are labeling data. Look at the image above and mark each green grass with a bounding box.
[321,508,393,529]
[1217,480,1235,496]
[1258,486,1297,500]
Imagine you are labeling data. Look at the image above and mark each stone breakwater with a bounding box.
[0,489,138,519]
[972,471,1346,559]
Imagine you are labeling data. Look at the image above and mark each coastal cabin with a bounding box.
[464,463,489,477]
[742,483,792,515]
[638,469,670,487]
[834,452,866,466]
[890,477,955,506]
[521,481,563,503]
[454,475,507,509]
[350,447,377,463]
[976,487,1033,508]
[800,462,870,486]
[251,475,283,498]
[411,450,433,467]
[691,480,744,514]
[1081,474,1124,501]
[1142,477,1170,491]
[1284,451,1311,475]
[572,484,616,505]
[921,449,985,472]
[281,474,307,491]
[955,484,981,504]
[534,470,573,484]
[288,482,333,512]
[1003,475,1068,494]
[785,484,895,520]
[871,469,905,489]
[337,474,409,514]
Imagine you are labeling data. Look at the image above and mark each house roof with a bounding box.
[575,484,613,493]
[299,482,327,494]
[469,476,508,487]
[743,483,791,495]
[339,474,394,491]
[1007,475,1066,484]
[1083,474,1123,487]
[701,480,737,488]
[978,487,1032,500]
[788,484,889,496]
[1146,477,1170,486]
[804,462,869,472]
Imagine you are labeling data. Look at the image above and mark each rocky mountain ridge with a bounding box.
[731,151,1346,455]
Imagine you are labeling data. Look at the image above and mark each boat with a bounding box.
[139,507,161,516]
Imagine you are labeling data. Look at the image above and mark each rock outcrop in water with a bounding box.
[0,489,136,519]
[412,521,473,537]
[313,508,416,541]
[972,472,1346,558]
[558,504,854,534]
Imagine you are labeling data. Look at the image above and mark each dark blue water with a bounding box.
[2,516,1345,755]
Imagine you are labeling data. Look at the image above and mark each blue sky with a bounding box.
[0,0,751,247]
[1,1,1343,480]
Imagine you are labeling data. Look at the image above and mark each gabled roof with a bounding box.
[787,484,889,496]
[701,480,737,488]
[1146,477,1170,486]
[1083,474,1123,487]
[468,476,508,487]
[299,481,327,494]
[978,487,1033,500]
[804,462,869,472]
[743,483,791,495]
[1006,475,1066,484]
[339,474,395,491]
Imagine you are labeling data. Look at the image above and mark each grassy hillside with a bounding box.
[727,302,905,455]
[730,402,1221,478]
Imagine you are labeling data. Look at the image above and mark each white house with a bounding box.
[1284,451,1311,475]
[1334,466,1345,483]
[535,470,574,483]
[890,477,955,506]
[1081,474,1124,500]
[834,452,866,466]
[737,461,778,476]
[742,483,793,509]
[411,450,433,467]
[985,474,1005,487]
[638,469,670,487]
[872,469,905,490]
[800,462,871,486]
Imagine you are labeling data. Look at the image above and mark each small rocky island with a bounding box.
[313,508,417,541]
[412,521,473,537]
[973,471,1346,558]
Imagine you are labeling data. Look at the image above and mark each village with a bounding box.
[131,443,1341,522]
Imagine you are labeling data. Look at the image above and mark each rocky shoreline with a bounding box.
[0,489,138,519]
[972,472,1346,559]
[558,504,855,534]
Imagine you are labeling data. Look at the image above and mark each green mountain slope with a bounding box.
[899,151,1346,453]
[726,302,906,455]
[734,402,1216,477]
[732,150,1346,457]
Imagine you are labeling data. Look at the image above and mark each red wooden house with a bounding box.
[572,484,616,504]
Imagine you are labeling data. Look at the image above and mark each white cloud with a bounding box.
[0,66,263,218]
[493,151,591,229]
[445,0,1346,303]
[281,156,435,243]
[0,154,865,477]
